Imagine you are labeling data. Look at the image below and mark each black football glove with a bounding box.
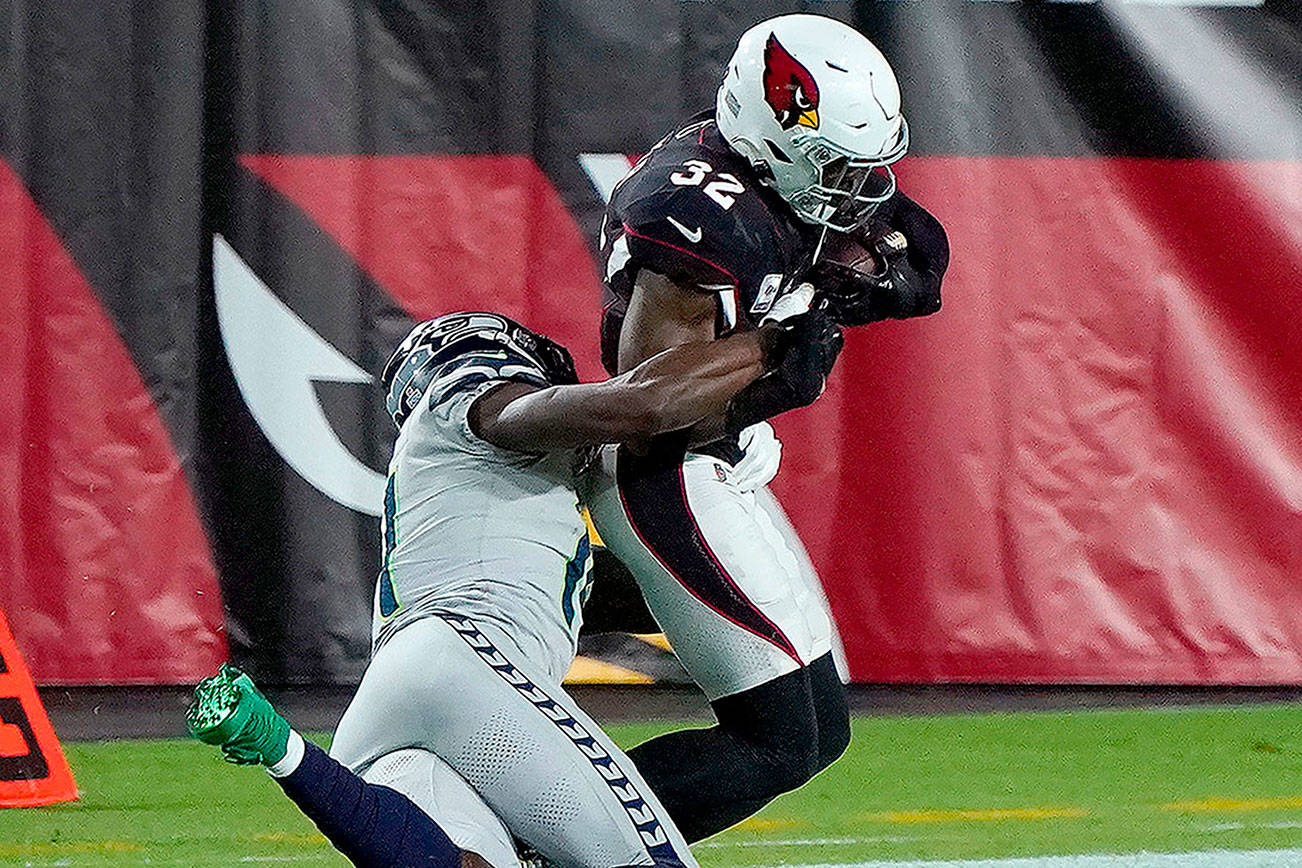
[809,191,949,327]
[725,310,844,435]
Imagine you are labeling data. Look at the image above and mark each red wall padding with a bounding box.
[771,156,1302,682]
[251,152,1302,683]
[0,161,227,684]
[6,153,1299,684]
[240,155,608,382]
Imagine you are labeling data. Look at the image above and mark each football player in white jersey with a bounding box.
[188,309,841,868]
[589,14,948,840]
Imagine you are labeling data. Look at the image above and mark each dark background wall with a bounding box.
[2,0,1299,685]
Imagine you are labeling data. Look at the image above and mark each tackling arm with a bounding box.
[468,328,769,454]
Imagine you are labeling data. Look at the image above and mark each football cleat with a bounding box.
[186,663,291,766]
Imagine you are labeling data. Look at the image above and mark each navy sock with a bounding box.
[276,742,463,868]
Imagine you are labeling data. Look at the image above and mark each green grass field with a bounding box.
[5,704,1302,867]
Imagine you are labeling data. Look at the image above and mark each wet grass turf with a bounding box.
[4,704,1302,866]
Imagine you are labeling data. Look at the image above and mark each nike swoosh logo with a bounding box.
[666,216,702,244]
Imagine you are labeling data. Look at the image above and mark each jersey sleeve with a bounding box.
[409,380,538,466]
[614,216,738,294]
[411,353,551,460]
[608,174,752,295]
[429,383,505,456]
[601,119,808,342]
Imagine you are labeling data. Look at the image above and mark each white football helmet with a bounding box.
[716,14,908,232]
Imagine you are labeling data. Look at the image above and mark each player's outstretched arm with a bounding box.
[469,329,771,453]
[471,310,842,454]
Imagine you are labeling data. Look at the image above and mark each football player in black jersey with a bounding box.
[585,14,950,842]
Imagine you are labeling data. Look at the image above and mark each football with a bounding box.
[818,229,905,276]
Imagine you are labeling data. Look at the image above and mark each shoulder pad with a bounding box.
[612,164,779,293]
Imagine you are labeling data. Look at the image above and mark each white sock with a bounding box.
[266,730,306,778]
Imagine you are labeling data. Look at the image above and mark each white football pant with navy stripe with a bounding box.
[330,614,696,868]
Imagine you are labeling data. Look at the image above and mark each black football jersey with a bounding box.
[599,113,818,374]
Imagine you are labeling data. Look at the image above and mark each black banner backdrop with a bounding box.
[2,1,1299,684]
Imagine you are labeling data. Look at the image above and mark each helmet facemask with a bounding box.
[784,119,908,232]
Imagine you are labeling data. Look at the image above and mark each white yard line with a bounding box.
[757,850,1302,868]
[701,837,922,848]
[1203,821,1302,832]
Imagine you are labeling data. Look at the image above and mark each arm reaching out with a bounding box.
[470,330,771,453]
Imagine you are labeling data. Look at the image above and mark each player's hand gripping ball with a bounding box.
[809,193,950,327]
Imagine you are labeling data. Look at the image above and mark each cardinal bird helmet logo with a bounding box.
[762,34,820,130]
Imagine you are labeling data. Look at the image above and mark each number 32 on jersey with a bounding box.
[669,160,746,210]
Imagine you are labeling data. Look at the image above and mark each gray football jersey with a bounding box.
[373,377,591,683]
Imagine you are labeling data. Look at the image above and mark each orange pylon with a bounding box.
[0,609,77,807]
